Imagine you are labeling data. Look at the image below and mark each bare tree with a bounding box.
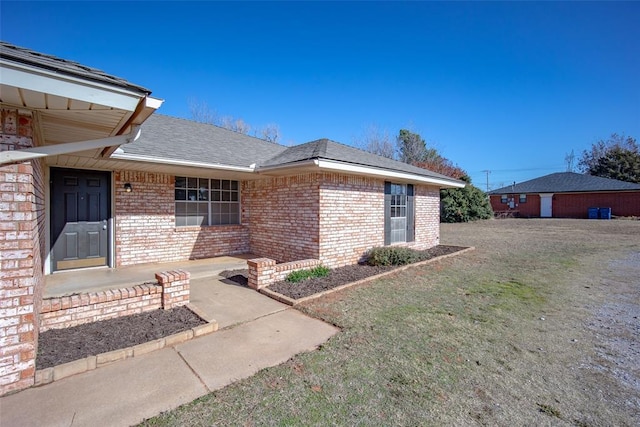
[188,98,217,124]
[260,123,280,143]
[354,125,396,159]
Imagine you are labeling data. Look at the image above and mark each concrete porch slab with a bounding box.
[44,254,253,297]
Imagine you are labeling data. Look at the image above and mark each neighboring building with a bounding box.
[0,42,464,394]
[488,172,640,218]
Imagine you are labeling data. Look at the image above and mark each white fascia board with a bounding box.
[0,61,143,111]
[257,159,466,188]
[0,126,141,164]
[317,160,466,188]
[109,152,256,172]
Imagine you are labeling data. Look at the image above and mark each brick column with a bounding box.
[247,258,276,290]
[0,109,42,396]
[155,270,190,309]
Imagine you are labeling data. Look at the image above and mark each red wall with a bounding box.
[490,192,640,218]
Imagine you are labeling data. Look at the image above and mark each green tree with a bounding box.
[578,134,639,183]
[397,129,429,164]
[441,180,493,223]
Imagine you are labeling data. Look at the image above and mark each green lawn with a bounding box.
[141,219,640,426]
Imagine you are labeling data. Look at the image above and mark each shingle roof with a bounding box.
[488,172,640,194]
[0,41,151,95]
[260,138,462,182]
[125,114,287,167]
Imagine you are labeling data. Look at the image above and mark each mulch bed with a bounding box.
[223,245,467,300]
[37,245,465,369]
[36,306,205,369]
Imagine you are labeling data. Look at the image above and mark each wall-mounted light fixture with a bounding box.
[124,183,133,193]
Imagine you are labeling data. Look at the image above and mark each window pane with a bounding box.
[220,203,230,214]
[229,213,239,224]
[222,191,231,201]
[198,187,209,201]
[187,177,197,188]
[175,189,186,200]
[231,181,239,190]
[211,213,221,225]
[222,180,231,190]
[188,189,198,201]
[229,203,239,214]
[175,176,186,188]
[212,190,221,201]
[212,180,221,189]
[199,179,209,190]
[231,192,239,202]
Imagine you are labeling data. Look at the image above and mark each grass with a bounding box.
[286,266,330,283]
[140,219,640,426]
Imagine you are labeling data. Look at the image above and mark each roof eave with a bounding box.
[257,158,466,188]
[110,151,256,173]
[0,59,148,110]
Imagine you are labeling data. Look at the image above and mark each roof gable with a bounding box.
[488,172,640,194]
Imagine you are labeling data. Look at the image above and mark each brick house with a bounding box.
[0,42,463,394]
[488,172,640,218]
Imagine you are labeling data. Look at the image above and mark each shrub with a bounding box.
[286,265,331,283]
[367,246,419,266]
[441,184,493,223]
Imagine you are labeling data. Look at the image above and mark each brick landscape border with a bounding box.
[40,270,190,331]
[258,247,476,306]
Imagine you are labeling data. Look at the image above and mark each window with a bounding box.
[384,182,415,245]
[175,177,240,226]
[501,194,508,203]
[519,194,527,203]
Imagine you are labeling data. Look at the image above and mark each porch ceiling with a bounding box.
[0,45,162,162]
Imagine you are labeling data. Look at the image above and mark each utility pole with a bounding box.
[481,170,491,192]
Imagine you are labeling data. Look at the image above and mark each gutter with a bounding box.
[0,126,142,165]
[109,152,256,173]
[256,158,466,188]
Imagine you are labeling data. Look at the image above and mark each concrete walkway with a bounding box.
[1,259,340,427]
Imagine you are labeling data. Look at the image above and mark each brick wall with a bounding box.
[490,192,640,218]
[318,174,384,267]
[114,171,249,266]
[247,258,322,290]
[39,270,189,331]
[246,172,442,268]
[414,184,441,249]
[490,194,541,218]
[0,109,45,396]
[244,174,320,262]
[553,192,640,218]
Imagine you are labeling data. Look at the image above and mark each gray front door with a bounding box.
[51,168,110,271]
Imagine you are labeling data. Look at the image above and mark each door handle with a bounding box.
[103,224,107,230]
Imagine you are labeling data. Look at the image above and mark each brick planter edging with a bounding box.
[40,270,190,332]
[259,247,476,306]
[33,321,218,387]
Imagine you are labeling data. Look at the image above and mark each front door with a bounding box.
[51,168,110,272]
[540,193,553,218]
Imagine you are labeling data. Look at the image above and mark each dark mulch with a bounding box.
[224,245,468,300]
[37,306,205,369]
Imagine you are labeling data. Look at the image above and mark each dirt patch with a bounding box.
[37,306,205,369]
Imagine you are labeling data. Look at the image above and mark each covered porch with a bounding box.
[40,254,287,331]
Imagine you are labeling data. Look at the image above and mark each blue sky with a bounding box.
[1,1,639,189]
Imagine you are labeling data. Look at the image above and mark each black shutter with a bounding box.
[406,184,415,242]
[384,181,391,245]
